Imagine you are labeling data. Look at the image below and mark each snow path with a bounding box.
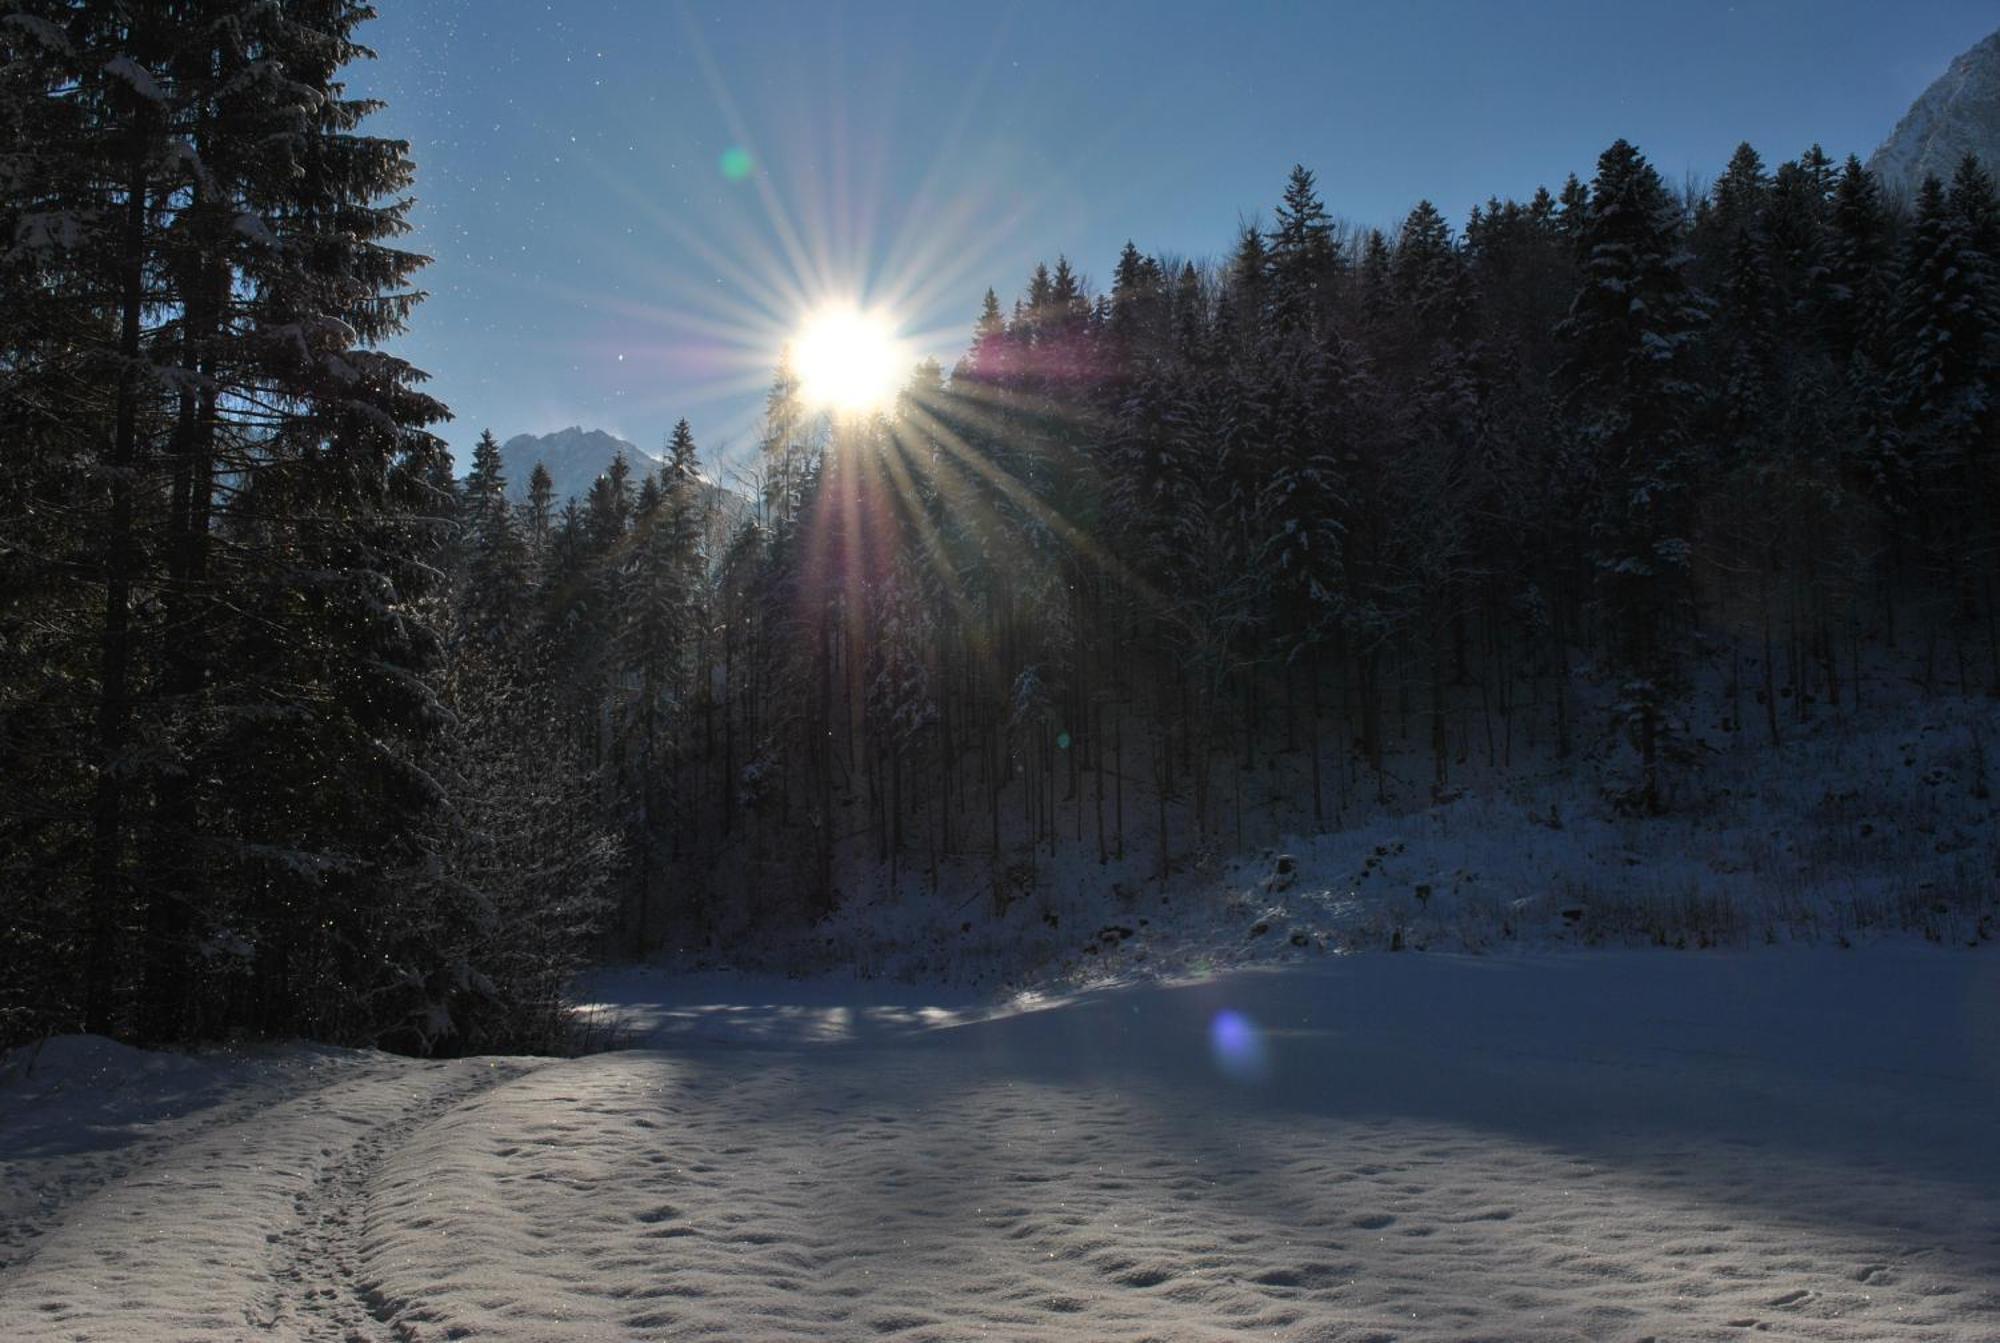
[0,1040,431,1273]
[4,951,1999,1341]
[2,1053,536,1340]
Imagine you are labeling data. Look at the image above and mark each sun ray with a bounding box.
[892,394,1160,612]
[677,9,827,315]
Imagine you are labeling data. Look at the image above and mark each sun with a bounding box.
[792,305,906,415]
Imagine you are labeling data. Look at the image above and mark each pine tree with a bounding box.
[460,430,530,650]
[635,470,663,524]
[1556,173,1591,242]
[0,0,475,1039]
[524,460,556,551]
[1269,165,1342,335]
[758,358,812,530]
[1712,198,1778,467]
[1891,159,2000,680]
[1221,224,1269,357]
[1894,168,1995,454]
[587,450,634,548]
[1708,142,1770,240]
[1558,139,1711,810]
[1769,144,1836,295]
[438,450,611,1049]
[1391,200,1467,345]
[613,421,708,948]
[1110,240,1165,362]
[1355,227,1394,329]
[1823,156,1896,368]
[466,429,507,509]
[964,287,1010,383]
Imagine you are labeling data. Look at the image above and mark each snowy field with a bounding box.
[5,950,1998,1341]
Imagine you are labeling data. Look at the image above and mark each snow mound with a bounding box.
[1,1033,203,1094]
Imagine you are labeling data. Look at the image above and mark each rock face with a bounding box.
[1868,28,2000,192]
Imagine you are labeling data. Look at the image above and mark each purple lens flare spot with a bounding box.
[1209,1009,1270,1082]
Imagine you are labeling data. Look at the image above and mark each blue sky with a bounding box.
[349,1,1997,477]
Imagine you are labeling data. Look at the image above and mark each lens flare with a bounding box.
[1209,1009,1270,1083]
[719,146,755,181]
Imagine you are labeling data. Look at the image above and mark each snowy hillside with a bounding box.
[665,660,2000,992]
[5,952,1998,1340]
[1869,27,2000,190]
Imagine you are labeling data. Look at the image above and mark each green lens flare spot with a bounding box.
[719,146,754,181]
[1057,731,1071,750]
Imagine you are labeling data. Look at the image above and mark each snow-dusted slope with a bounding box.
[672,693,1999,990]
[6,952,1999,1340]
[1869,28,2000,191]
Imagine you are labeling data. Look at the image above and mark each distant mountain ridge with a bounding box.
[497,426,654,505]
[1869,28,2000,190]
[494,425,753,548]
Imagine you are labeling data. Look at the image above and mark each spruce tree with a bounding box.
[1354,227,1394,329]
[1891,159,2000,679]
[617,424,707,949]
[1707,142,1770,241]
[1558,140,1710,810]
[1,0,465,1039]
[1823,157,1895,366]
[460,430,530,651]
[1894,168,1996,459]
[1268,165,1342,334]
[524,460,556,551]
[1391,200,1467,345]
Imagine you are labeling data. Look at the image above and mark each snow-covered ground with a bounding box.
[6,949,1998,1341]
